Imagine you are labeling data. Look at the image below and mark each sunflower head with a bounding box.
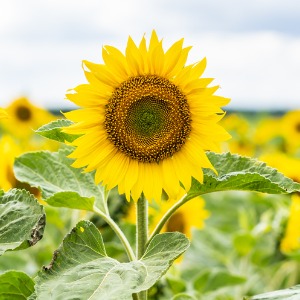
[0,108,8,120]
[65,30,231,202]
[4,97,56,139]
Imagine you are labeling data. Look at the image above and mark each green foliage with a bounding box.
[193,269,246,292]
[14,148,106,212]
[35,119,80,143]
[187,152,300,200]
[34,220,189,300]
[162,192,293,300]
[0,189,45,255]
[244,285,300,299]
[6,122,300,299]
[0,271,34,300]
[172,294,197,300]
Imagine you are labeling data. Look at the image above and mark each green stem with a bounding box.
[136,194,148,300]
[93,206,136,261]
[103,187,110,216]
[146,193,189,248]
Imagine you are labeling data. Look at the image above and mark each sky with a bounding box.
[0,0,300,111]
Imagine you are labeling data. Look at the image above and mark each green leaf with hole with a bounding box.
[244,285,300,299]
[14,148,105,212]
[35,119,80,143]
[187,152,300,200]
[34,220,189,300]
[0,270,35,300]
[0,189,45,255]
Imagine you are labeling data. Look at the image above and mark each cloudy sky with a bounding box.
[0,0,300,111]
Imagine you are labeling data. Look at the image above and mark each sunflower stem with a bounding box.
[136,194,148,300]
[146,193,189,248]
[93,206,136,261]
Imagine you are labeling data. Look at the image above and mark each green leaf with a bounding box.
[14,148,105,212]
[194,269,246,292]
[188,152,300,199]
[172,294,197,300]
[0,271,34,299]
[0,189,45,255]
[244,285,300,300]
[167,277,186,294]
[34,220,189,299]
[35,119,80,143]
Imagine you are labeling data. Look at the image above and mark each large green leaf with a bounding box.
[187,152,300,199]
[0,189,45,255]
[34,220,189,300]
[35,119,80,143]
[14,148,105,212]
[0,271,34,300]
[244,285,300,300]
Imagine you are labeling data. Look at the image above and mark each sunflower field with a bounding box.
[1,32,300,300]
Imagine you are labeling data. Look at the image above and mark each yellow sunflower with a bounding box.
[220,114,254,156]
[4,97,56,139]
[260,151,300,183]
[280,193,300,253]
[64,31,230,202]
[0,135,22,191]
[280,110,300,153]
[150,196,210,238]
[0,108,8,119]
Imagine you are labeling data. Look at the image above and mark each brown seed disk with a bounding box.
[105,75,191,163]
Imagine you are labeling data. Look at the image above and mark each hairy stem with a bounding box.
[136,194,148,300]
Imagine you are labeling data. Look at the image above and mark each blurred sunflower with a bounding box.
[64,30,230,202]
[150,196,210,239]
[280,110,300,153]
[253,116,281,146]
[0,108,8,119]
[125,194,209,238]
[4,97,56,139]
[220,114,254,156]
[280,193,300,253]
[0,135,22,191]
[260,151,300,183]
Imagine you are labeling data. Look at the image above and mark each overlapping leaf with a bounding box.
[35,119,79,143]
[14,148,105,212]
[244,285,300,300]
[34,220,189,300]
[0,189,45,255]
[0,271,34,299]
[187,152,300,200]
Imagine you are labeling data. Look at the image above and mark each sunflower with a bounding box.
[64,31,230,202]
[0,135,22,191]
[260,151,300,183]
[4,97,56,139]
[280,193,300,253]
[0,108,8,119]
[280,110,300,154]
[150,196,210,238]
[221,114,254,156]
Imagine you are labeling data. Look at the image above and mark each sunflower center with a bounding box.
[105,75,191,163]
[296,122,300,133]
[16,105,32,121]
[126,96,166,137]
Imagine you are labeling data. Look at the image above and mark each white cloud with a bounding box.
[0,0,299,110]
